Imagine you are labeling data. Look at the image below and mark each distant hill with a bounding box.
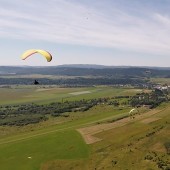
[57,64,131,69]
[57,64,170,70]
[0,65,170,78]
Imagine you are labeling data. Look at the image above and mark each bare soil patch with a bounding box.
[141,117,161,124]
[36,88,52,92]
[69,91,91,95]
[77,109,163,144]
[151,142,166,153]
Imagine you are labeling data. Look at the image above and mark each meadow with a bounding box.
[0,85,169,170]
[0,85,139,105]
[151,78,170,84]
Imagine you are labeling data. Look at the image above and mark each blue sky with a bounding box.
[1,0,170,66]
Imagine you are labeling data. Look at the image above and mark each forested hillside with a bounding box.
[0,65,170,77]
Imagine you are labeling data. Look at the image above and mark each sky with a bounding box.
[1,0,170,66]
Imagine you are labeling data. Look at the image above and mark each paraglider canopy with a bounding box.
[129,108,137,114]
[129,108,138,119]
[21,49,52,62]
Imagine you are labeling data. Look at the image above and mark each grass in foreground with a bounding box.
[0,130,89,170]
[0,105,129,170]
[1,85,168,170]
[39,106,170,170]
[88,107,170,170]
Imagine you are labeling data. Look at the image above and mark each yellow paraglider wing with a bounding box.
[21,49,52,62]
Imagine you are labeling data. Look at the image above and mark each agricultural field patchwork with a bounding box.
[0,85,169,170]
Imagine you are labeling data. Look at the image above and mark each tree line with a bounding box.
[0,77,147,86]
[130,88,168,108]
[0,98,109,126]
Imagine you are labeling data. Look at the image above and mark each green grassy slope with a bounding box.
[0,130,89,170]
[0,86,168,170]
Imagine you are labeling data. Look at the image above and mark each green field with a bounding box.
[151,78,170,84]
[0,86,169,170]
[89,109,170,170]
[0,85,141,105]
[0,130,89,170]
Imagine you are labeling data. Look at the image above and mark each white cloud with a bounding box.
[0,0,170,56]
[154,13,170,26]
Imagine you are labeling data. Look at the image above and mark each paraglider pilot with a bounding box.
[34,80,39,85]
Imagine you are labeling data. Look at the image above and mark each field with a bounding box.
[151,78,170,84]
[0,85,169,170]
[0,85,140,105]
